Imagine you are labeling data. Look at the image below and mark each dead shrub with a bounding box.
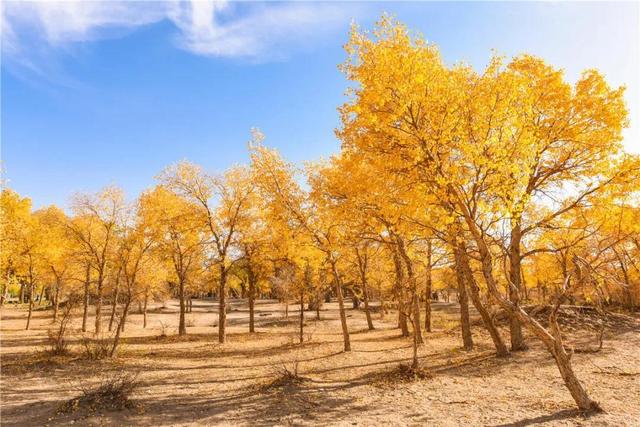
[81,335,112,360]
[59,371,142,414]
[185,316,195,327]
[371,363,433,388]
[45,295,80,356]
[156,321,170,340]
[262,360,308,391]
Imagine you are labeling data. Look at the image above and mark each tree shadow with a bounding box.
[489,408,593,426]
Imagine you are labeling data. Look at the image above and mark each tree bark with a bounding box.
[330,259,351,352]
[299,289,304,343]
[396,235,424,345]
[95,272,104,335]
[411,293,420,370]
[393,250,410,336]
[467,216,600,412]
[362,278,374,330]
[508,221,527,351]
[52,278,61,322]
[249,275,256,333]
[82,265,90,333]
[108,282,120,332]
[178,278,187,336]
[457,240,509,357]
[425,239,432,332]
[143,292,148,328]
[453,246,474,350]
[37,285,46,306]
[120,297,130,332]
[218,264,227,343]
[110,298,131,358]
[25,281,35,330]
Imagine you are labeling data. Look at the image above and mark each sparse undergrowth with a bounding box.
[58,371,143,415]
[261,361,309,392]
[370,363,433,388]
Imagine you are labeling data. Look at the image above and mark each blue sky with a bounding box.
[2,1,638,209]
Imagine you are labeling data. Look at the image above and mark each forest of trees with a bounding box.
[2,17,639,414]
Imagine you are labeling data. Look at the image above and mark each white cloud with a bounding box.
[1,0,357,63]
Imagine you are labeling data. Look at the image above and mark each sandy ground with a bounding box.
[1,298,639,426]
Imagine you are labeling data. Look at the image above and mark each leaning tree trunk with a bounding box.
[218,264,228,344]
[508,221,527,351]
[362,277,374,330]
[120,293,131,332]
[108,283,120,332]
[330,260,351,352]
[110,297,132,358]
[458,240,509,357]
[467,217,600,412]
[453,246,474,351]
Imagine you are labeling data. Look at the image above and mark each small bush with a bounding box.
[262,360,308,391]
[157,321,170,339]
[46,328,71,356]
[185,316,195,327]
[45,295,80,356]
[81,336,112,360]
[59,371,142,414]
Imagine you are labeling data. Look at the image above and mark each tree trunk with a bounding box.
[37,285,46,306]
[25,281,35,330]
[110,298,131,358]
[178,278,187,336]
[120,296,130,332]
[249,276,256,333]
[82,270,90,333]
[52,279,61,322]
[108,283,120,332]
[299,289,304,343]
[453,246,474,351]
[95,273,104,335]
[143,292,148,328]
[425,239,432,332]
[362,278,374,330]
[508,221,527,351]
[19,282,25,304]
[396,236,423,345]
[458,240,509,357]
[330,260,351,352]
[218,265,227,344]
[393,251,410,336]
[411,293,420,370]
[467,217,600,412]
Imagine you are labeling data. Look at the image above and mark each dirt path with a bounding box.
[1,300,639,426]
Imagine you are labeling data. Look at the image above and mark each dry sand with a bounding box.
[1,299,639,426]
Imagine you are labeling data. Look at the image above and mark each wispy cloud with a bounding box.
[2,0,358,66]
